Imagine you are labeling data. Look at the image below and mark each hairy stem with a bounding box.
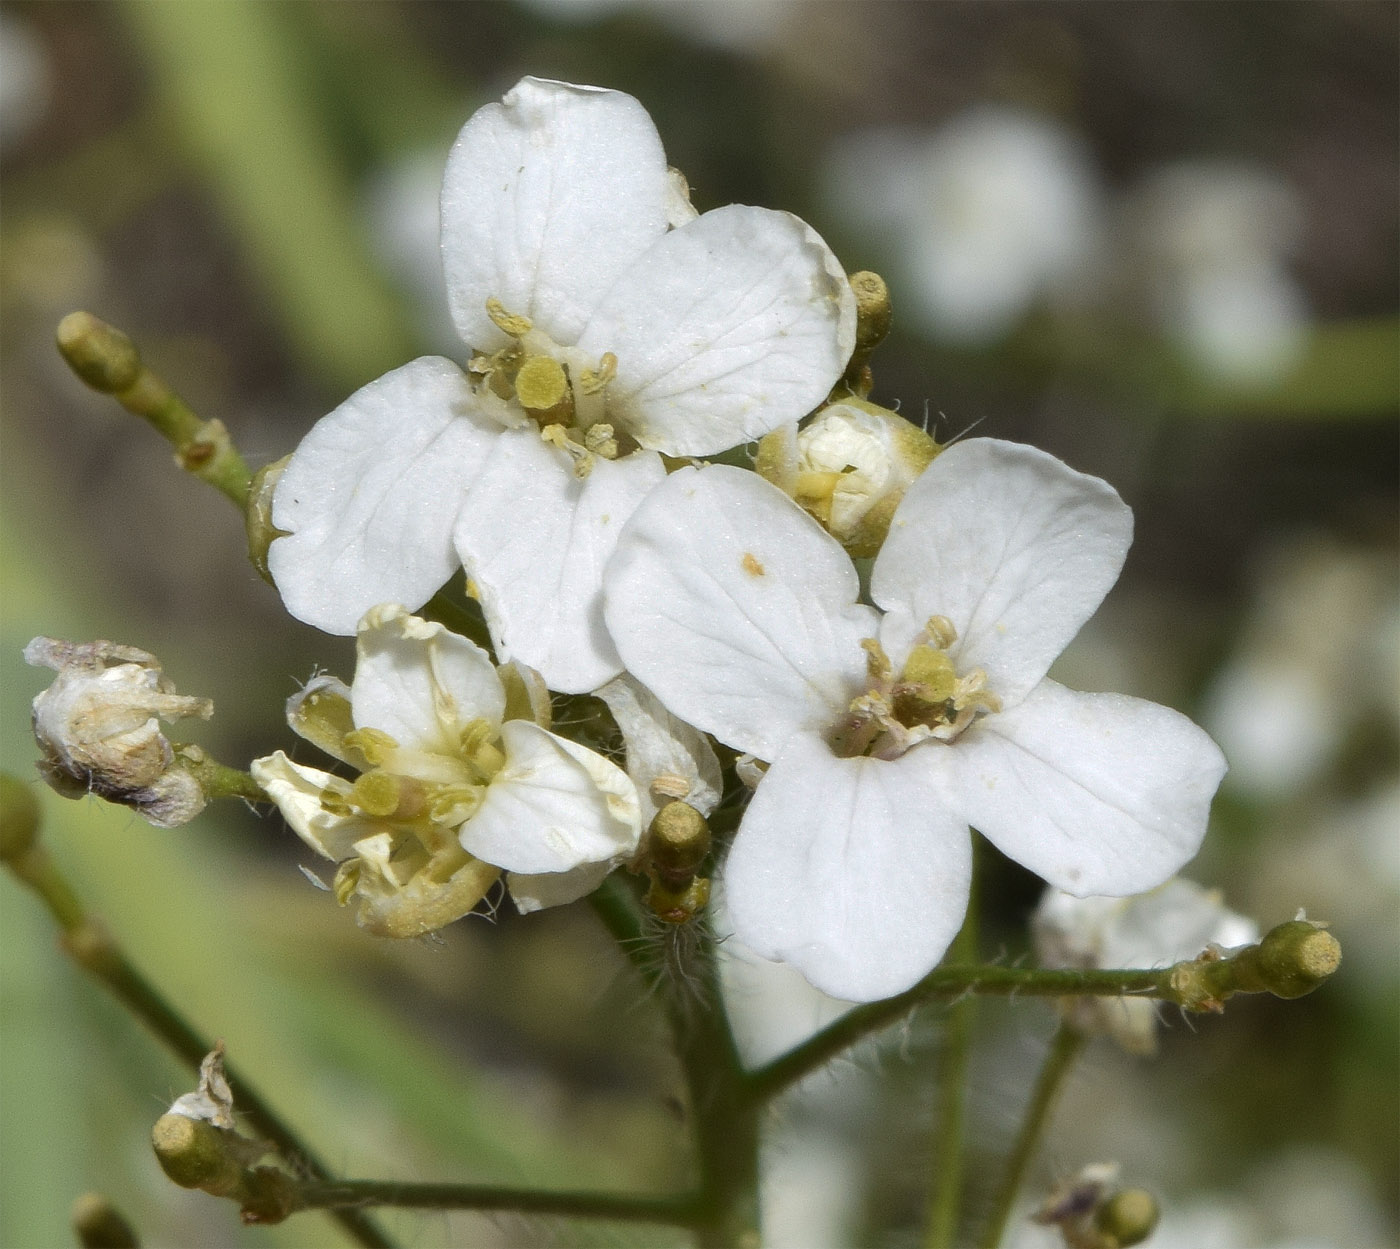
[978,1024,1087,1249]
[745,921,1340,1105]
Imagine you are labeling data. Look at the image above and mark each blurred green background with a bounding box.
[1,3,1395,1247]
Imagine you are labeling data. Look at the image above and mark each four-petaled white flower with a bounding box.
[250,604,641,937]
[605,438,1228,1001]
[269,76,855,694]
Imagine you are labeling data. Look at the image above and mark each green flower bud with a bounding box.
[71,1192,140,1249]
[56,311,142,394]
[1094,1188,1160,1248]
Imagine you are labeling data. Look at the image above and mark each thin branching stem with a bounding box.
[978,1024,1088,1249]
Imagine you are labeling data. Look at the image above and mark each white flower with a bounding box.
[1123,160,1308,386]
[605,439,1226,1001]
[823,106,1100,344]
[1033,878,1259,1053]
[269,76,855,694]
[250,605,641,936]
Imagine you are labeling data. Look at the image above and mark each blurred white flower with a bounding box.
[1123,161,1309,386]
[0,10,50,153]
[823,105,1101,344]
[1202,535,1399,801]
[516,0,793,53]
[271,76,854,694]
[1033,878,1259,1054]
[607,439,1225,1001]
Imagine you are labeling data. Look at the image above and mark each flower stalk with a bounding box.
[977,1023,1088,1249]
[56,311,252,507]
[0,776,393,1249]
[744,918,1341,1105]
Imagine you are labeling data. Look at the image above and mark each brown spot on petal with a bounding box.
[742,552,765,576]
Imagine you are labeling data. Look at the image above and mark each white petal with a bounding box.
[507,860,613,914]
[454,432,667,694]
[949,680,1227,896]
[871,439,1133,708]
[579,206,857,456]
[350,604,504,752]
[441,77,669,350]
[723,734,972,1002]
[605,466,876,761]
[268,357,498,636]
[250,752,371,862]
[461,721,641,875]
[596,673,724,824]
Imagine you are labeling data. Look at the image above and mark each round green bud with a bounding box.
[1094,1187,1160,1247]
[1254,920,1342,998]
[0,773,41,863]
[648,801,710,881]
[151,1114,242,1193]
[56,311,142,394]
[71,1192,139,1249]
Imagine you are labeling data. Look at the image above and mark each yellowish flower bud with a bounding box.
[760,399,938,558]
[71,1192,139,1249]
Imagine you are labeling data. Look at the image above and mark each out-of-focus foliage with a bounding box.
[1,2,1394,1246]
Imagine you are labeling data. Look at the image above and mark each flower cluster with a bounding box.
[249,79,1222,999]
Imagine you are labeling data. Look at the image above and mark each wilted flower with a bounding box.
[25,637,213,827]
[1033,878,1259,1054]
[251,605,641,937]
[269,76,854,694]
[606,439,1226,1001]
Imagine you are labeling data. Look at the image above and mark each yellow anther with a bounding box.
[540,423,595,478]
[485,297,533,338]
[578,351,617,395]
[795,470,842,524]
[924,615,957,649]
[860,637,893,682]
[344,727,399,767]
[515,354,572,417]
[333,859,361,907]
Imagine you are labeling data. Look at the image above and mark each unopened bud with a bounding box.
[56,311,142,394]
[244,455,289,584]
[1094,1188,1159,1248]
[848,271,893,354]
[71,1192,140,1249]
[648,801,710,884]
[1232,918,1342,999]
[760,399,938,558]
[24,637,214,827]
[0,772,41,863]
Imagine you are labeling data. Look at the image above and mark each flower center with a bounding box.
[827,615,1001,760]
[468,298,633,478]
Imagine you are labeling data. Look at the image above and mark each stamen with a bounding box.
[485,297,532,338]
[578,351,617,395]
[540,424,595,478]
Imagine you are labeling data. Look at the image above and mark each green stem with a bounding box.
[978,1024,1087,1249]
[590,879,759,1247]
[173,747,267,804]
[57,311,252,506]
[923,900,980,1248]
[4,842,393,1249]
[744,919,1340,1106]
[294,1180,703,1227]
